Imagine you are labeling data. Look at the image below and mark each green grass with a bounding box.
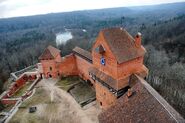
[1,104,14,112]
[56,76,80,91]
[57,76,95,104]
[70,82,95,104]
[9,87,51,123]
[12,82,32,98]
[20,88,50,108]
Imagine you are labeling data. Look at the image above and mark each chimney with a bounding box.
[135,32,142,47]
[127,89,133,98]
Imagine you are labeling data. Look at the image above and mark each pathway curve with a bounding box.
[39,79,101,123]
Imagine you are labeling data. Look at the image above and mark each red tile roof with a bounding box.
[101,27,146,63]
[39,45,60,60]
[73,47,92,62]
[99,75,185,123]
[89,67,117,89]
[89,67,127,90]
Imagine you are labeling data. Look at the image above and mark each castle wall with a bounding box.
[1,99,17,105]
[75,55,93,81]
[117,57,143,78]
[55,54,62,62]
[116,56,148,90]
[41,59,59,78]
[59,54,78,76]
[95,82,117,110]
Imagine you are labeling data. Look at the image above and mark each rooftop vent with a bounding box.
[127,89,133,98]
[135,32,142,47]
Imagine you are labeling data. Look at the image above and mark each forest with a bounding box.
[0,2,185,117]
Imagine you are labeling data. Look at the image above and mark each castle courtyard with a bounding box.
[9,78,101,123]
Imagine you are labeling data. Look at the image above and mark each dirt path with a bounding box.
[38,79,101,123]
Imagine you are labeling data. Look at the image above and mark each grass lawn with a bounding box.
[56,76,80,91]
[12,82,32,98]
[1,104,14,112]
[20,87,50,108]
[9,87,50,123]
[57,76,96,106]
[70,82,95,104]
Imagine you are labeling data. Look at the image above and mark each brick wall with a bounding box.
[75,55,92,81]
[59,54,78,76]
[92,32,118,78]
[96,82,117,110]
[1,99,18,105]
[41,59,59,78]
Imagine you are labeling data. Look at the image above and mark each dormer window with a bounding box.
[95,45,105,54]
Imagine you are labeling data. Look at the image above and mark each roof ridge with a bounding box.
[135,74,184,123]
[39,45,60,60]
[101,28,145,63]
[73,47,92,62]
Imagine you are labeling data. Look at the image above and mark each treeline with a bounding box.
[0,29,55,83]
[0,2,185,117]
[145,46,185,116]
[142,15,185,63]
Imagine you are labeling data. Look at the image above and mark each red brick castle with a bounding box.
[39,27,148,109]
[39,27,184,122]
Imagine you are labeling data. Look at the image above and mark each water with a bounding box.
[56,31,73,46]
[82,29,87,32]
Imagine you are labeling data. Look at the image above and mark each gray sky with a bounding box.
[0,0,185,18]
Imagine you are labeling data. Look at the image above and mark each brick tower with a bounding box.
[89,27,148,109]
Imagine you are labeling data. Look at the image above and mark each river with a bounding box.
[56,31,73,46]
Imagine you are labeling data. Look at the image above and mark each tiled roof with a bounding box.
[99,75,185,123]
[101,27,146,64]
[39,45,60,60]
[73,47,92,62]
[89,67,127,91]
[89,67,117,89]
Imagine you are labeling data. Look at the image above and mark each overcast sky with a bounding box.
[0,0,185,18]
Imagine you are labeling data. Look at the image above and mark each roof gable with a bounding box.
[93,32,117,60]
[39,45,61,60]
[101,27,146,63]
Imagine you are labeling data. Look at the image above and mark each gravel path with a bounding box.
[38,79,101,123]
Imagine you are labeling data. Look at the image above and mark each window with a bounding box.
[50,67,52,71]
